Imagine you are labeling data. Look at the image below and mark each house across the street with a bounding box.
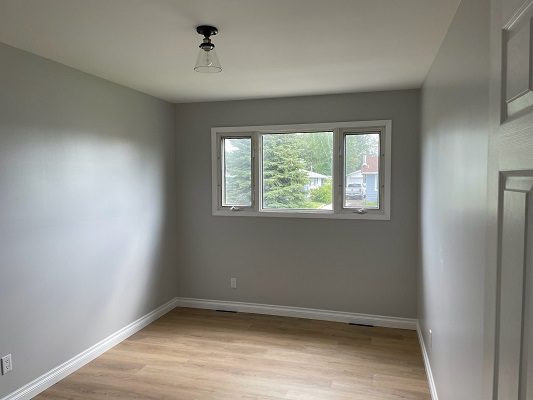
[305,170,330,191]
[361,155,379,203]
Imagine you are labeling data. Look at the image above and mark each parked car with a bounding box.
[346,183,366,199]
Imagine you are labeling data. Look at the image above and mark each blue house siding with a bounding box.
[365,174,379,203]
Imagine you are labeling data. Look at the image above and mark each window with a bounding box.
[212,120,391,220]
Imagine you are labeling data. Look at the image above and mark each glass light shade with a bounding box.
[194,48,222,73]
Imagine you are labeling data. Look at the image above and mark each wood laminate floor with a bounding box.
[35,308,430,399]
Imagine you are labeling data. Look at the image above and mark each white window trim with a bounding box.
[211,120,392,220]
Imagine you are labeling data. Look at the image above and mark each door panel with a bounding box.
[502,1,533,120]
[524,194,533,400]
[497,189,527,400]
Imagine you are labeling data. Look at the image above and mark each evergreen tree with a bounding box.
[262,134,308,208]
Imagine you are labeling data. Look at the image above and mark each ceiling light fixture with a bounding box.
[194,25,222,73]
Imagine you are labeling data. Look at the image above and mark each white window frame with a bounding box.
[211,120,392,220]
[217,133,256,211]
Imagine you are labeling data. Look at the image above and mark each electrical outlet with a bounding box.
[230,277,237,289]
[1,354,12,375]
[428,329,433,351]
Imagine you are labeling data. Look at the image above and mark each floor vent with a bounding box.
[349,323,374,328]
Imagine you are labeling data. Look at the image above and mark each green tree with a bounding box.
[310,178,332,203]
[262,134,308,208]
[296,132,333,176]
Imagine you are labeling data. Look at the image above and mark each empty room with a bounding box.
[1,0,533,399]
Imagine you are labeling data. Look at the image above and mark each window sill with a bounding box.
[212,209,391,220]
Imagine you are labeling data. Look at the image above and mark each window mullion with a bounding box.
[332,128,342,214]
[218,135,223,209]
[253,132,261,212]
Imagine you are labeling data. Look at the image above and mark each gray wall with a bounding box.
[0,43,177,397]
[419,0,490,398]
[175,90,420,318]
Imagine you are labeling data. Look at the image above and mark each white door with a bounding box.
[491,0,533,399]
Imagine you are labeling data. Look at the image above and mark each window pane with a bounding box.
[344,133,380,209]
[262,132,333,210]
[223,137,252,206]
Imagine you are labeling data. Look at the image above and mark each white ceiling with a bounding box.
[0,0,460,103]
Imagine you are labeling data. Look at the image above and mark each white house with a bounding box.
[305,170,330,191]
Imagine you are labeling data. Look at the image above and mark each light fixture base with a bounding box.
[196,25,218,38]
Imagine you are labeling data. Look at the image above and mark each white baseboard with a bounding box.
[175,297,417,330]
[416,321,438,400]
[1,298,178,400]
